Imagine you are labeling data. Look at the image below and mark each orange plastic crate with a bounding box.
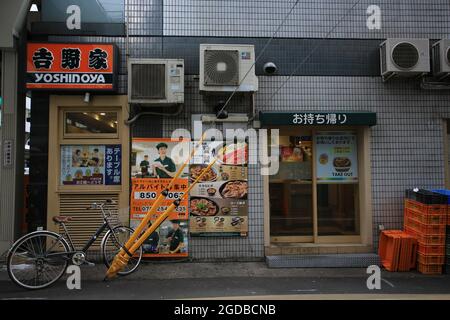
[405,199,447,215]
[379,230,417,272]
[414,212,446,225]
[408,218,446,235]
[416,234,446,245]
[404,216,419,230]
[417,244,445,256]
[404,207,446,225]
[404,226,418,237]
[417,263,443,275]
[417,253,445,265]
[447,204,450,226]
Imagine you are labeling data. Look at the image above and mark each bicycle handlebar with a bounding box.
[86,199,116,215]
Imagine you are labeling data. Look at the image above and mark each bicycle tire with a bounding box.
[101,226,143,276]
[7,231,71,290]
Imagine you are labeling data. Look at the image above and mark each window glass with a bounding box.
[65,111,118,135]
[271,135,312,181]
[269,133,313,237]
[317,184,359,236]
[270,182,313,236]
[315,131,359,236]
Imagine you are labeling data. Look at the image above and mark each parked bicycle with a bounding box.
[7,199,143,290]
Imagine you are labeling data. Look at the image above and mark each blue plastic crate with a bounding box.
[431,189,450,204]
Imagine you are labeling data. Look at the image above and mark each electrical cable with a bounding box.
[261,0,363,108]
[215,0,301,117]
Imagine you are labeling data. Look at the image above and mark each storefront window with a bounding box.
[268,128,361,242]
[270,183,313,236]
[269,133,313,238]
[316,131,359,236]
[65,111,118,135]
[317,184,359,236]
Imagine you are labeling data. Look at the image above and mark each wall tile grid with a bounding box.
[163,0,450,39]
[48,0,450,259]
[257,76,450,250]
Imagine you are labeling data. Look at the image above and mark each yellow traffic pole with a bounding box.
[105,157,217,279]
[111,135,205,265]
[127,158,217,256]
[105,137,213,279]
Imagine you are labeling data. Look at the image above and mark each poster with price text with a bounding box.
[130,138,189,258]
[189,140,249,237]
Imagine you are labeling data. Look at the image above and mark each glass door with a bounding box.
[315,131,360,241]
[268,128,361,244]
[269,131,314,243]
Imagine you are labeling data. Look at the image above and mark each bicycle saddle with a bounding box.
[52,216,73,223]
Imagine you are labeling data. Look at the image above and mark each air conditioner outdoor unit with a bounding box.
[128,59,184,105]
[380,39,430,82]
[199,44,258,93]
[432,39,450,81]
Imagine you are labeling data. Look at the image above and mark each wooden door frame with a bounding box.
[263,125,373,248]
[47,95,130,233]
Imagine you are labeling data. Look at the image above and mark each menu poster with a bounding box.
[130,138,190,258]
[315,132,358,182]
[189,141,249,237]
[60,145,121,185]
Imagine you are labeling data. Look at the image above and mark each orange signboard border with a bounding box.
[26,42,118,91]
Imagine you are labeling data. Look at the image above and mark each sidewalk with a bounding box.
[1,262,450,299]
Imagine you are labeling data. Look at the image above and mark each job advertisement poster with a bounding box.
[130,138,189,258]
[315,132,358,182]
[189,140,249,237]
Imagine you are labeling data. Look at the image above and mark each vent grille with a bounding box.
[380,43,387,73]
[446,47,450,66]
[131,64,166,100]
[392,42,419,70]
[204,50,239,86]
[58,194,120,249]
[433,43,442,74]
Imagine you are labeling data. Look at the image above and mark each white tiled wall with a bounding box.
[163,0,450,39]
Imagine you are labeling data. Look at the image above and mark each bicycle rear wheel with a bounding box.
[102,226,143,276]
[7,231,70,290]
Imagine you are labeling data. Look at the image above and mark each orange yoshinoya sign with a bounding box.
[26,43,117,91]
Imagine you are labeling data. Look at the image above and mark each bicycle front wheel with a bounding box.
[7,231,70,290]
[102,226,143,276]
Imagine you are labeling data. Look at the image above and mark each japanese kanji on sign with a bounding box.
[26,43,117,90]
[130,138,190,258]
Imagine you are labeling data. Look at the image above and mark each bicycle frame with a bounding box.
[45,205,120,260]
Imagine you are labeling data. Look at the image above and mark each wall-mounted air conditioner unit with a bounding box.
[128,59,184,105]
[380,39,430,82]
[199,44,258,93]
[432,39,450,81]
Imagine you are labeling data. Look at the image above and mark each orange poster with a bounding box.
[130,138,190,258]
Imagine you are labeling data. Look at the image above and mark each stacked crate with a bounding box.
[404,189,447,274]
[430,190,450,274]
[447,227,450,274]
[378,230,417,272]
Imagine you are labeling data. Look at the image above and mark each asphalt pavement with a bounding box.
[1,262,450,300]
